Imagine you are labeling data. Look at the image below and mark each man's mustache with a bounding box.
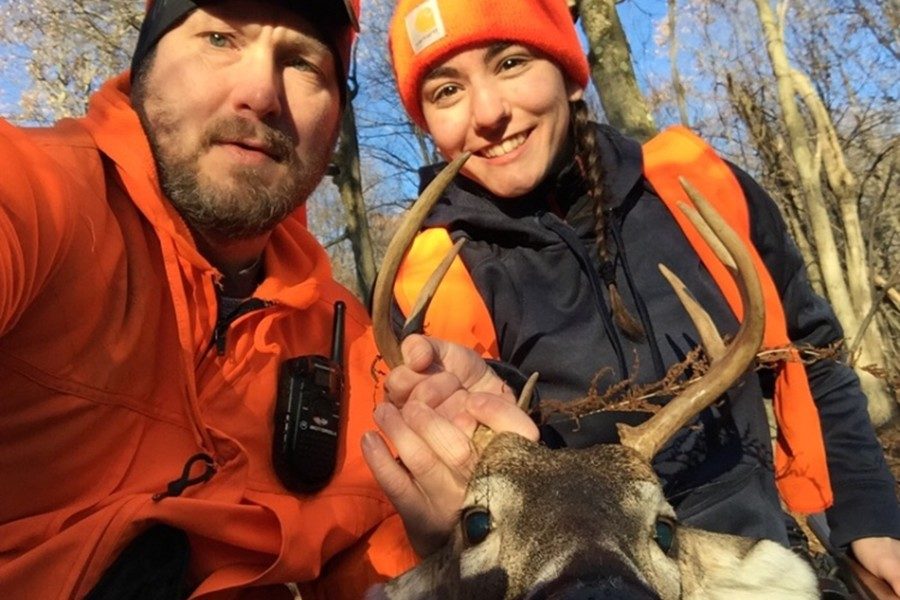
[204,117,295,162]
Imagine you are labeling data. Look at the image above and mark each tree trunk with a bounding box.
[333,102,378,300]
[667,0,690,126]
[752,0,895,424]
[724,74,825,295]
[576,0,658,141]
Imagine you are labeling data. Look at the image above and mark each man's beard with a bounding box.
[134,86,333,240]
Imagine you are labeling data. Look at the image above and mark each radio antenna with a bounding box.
[331,301,345,367]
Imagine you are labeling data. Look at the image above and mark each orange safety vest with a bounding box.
[394,125,832,514]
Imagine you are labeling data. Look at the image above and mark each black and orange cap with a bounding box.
[131,0,360,83]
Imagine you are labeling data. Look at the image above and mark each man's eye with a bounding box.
[207,32,230,48]
[286,57,314,71]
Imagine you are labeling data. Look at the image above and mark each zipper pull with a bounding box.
[152,453,217,502]
[212,323,227,356]
[210,298,269,356]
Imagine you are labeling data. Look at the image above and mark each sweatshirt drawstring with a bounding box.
[540,213,629,380]
[608,219,666,379]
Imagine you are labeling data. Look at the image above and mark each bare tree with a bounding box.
[332,90,378,299]
[750,0,894,424]
[574,0,658,141]
[667,0,690,126]
[0,0,142,122]
[649,0,897,424]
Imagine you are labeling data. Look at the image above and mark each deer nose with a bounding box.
[526,552,663,600]
[527,574,662,600]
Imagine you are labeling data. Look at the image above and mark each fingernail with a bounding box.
[373,403,387,425]
[361,431,378,452]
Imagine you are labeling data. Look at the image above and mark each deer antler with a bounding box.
[657,265,726,360]
[371,152,537,456]
[617,178,765,461]
[372,152,471,368]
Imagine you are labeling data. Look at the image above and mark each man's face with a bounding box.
[133,0,343,239]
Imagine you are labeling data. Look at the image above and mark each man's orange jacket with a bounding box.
[0,74,414,599]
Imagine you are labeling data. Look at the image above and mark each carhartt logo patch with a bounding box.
[405,0,445,54]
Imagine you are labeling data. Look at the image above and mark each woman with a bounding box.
[362,0,900,591]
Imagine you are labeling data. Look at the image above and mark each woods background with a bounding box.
[1,0,897,427]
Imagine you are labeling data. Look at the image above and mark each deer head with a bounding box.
[368,158,818,599]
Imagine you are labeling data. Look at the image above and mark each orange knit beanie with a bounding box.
[389,0,589,128]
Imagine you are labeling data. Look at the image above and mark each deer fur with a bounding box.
[367,434,818,599]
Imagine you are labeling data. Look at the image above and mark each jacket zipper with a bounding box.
[209,298,271,356]
[162,297,273,499]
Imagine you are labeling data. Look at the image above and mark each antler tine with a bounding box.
[618,178,765,461]
[372,152,471,369]
[402,238,467,337]
[658,264,726,360]
[470,372,540,454]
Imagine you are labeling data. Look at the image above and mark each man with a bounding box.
[0,1,419,597]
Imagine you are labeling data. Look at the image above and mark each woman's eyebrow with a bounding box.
[483,42,513,63]
[423,65,461,82]
[423,42,517,82]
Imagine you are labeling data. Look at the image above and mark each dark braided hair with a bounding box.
[570,99,645,341]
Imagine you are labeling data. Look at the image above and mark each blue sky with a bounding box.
[0,43,29,116]
[0,1,669,116]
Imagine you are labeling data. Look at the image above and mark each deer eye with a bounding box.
[461,507,492,546]
[653,517,676,555]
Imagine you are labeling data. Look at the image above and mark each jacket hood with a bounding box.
[79,73,331,310]
[418,124,644,245]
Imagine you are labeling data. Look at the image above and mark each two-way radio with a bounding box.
[272,301,345,493]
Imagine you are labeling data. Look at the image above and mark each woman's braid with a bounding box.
[570,99,645,341]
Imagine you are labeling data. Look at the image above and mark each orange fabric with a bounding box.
[0,73,413,598]
[394,228,499,359]
[388,0,589,128]
[299,514,418,599]
[643,125,832,512]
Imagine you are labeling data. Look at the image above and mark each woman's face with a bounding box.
[420,43,583,199]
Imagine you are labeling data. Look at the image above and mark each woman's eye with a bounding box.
[207,32,230,48]
[433,84,460,101]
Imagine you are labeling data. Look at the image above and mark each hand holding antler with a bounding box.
[363,335,538,557]
[364,154,538,557]
[385,335,533,433]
